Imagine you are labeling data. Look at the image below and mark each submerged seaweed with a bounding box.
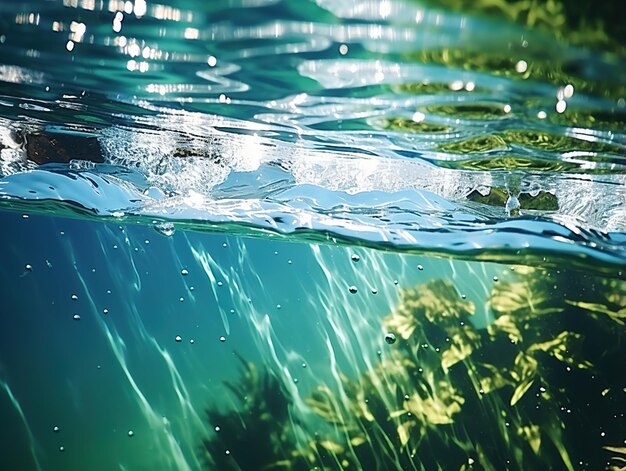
[201,267,625,470]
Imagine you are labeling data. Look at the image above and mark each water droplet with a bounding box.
[348,285,358,294]
[189,286,195,291]
[53,426,60,433]
[214,426,221,432]
[301,362,307,368]
[276,304,281,309]
[225,450,231,455]
[461,294,467,299]
[351,254,360,262]
[293,378,299,384]
[384,333,396,344]
[175,335,182,342]
[179,297,184,302]
[505,195,520,217]
[25,264,33,271]
[181,268,189,276]
[404,394,409,400]
[59,446,65,452]
[189,339,195,344]
[417,264,423,271]
[222,243,227,248]
[393,280,398,285]
[287,259,292,264]
[493,276,499,282]
[371,288,378,295]
[22,214,29,219]
[154,222,175,237]
[219,336,226,342]
[217,281,223,287]
[73,314,80,321]
[103,308,109,315]
[376,350,382,356]
[71,294,78,301]
[128,430,134,437]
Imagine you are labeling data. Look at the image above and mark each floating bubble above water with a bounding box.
[348,285,358,294]
[385,333,396,344]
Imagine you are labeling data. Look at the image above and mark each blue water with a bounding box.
[0,0,625,470]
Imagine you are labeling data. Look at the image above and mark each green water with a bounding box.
[0,0,625,470]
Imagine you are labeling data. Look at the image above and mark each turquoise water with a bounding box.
[0,0,625,470]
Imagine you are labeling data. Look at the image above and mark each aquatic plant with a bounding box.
[200,357,305,470]
[201,268,625,470]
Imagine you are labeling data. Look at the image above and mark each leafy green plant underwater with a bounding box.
[201,266,625,470]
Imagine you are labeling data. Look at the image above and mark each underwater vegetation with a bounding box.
[201,267,625,470]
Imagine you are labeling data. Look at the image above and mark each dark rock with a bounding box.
[26,132,104,165]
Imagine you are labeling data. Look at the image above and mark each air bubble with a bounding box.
[371,288,378,295]
[351,254,360,262]
[385,333,396,344]
[189,339,195,344]
[59,446,65,452]
[214,426,221,432]
[73,314,80,321]
[154,222,175,237]
[219,336,226,342]
[71,294,78,301]
[181,268,189,276]
[53,426,60,433]
[175,335,182,342]
[493,276,499,282]
[103,308,109,315]
[417,264,423,271]
[25,264,33,271]
[348,286,358,294]
[128,430,134,437]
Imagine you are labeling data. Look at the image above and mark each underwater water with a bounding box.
[0,0,625,470]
